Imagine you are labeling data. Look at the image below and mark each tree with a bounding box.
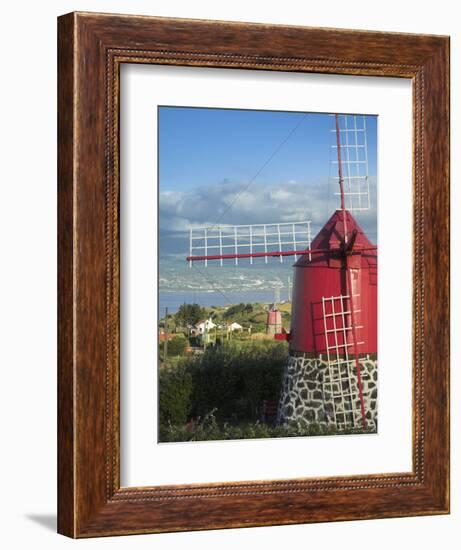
[167,334,187,356]
[175,303,205,327]
[159,363,192,425]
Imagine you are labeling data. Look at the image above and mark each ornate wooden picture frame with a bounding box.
[58,12,450,538]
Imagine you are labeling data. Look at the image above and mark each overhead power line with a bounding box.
[209,113,308,229]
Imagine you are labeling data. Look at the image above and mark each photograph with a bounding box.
[157,106,378,443]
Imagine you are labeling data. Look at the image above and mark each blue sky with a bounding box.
[158,107,377,261]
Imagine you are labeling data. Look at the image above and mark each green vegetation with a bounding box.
[157,301,296,442]
[175,303,206,327]
[160,300,291,335]
[166,334,188,356]
[218,301,290,332]
[188,341,287,421]
[159,409,374,442]
[159,362,192,426]
[157,301,377,443]
[158,340,289,441]
[223,302,254,319]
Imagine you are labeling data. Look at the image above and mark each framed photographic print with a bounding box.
[58,12,450,538]
[155,106,378,443]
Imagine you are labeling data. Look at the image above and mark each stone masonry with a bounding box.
[277,353,378,430]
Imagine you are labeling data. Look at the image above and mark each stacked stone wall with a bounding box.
[277,353,378,430]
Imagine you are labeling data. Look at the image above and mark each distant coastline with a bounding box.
[159,290,289,314]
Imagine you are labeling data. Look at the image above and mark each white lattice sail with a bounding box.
[330,114,370,212]
[321,294,365,429]
[188,221,312,266]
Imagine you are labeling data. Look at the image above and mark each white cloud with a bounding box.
[159,177,377,257]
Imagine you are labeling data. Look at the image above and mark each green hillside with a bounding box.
[161,301,292,333]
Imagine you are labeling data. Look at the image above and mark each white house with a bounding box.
[193,317,216,335]
[227,322,243,332]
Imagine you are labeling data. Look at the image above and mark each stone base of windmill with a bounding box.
[277,352,378,431]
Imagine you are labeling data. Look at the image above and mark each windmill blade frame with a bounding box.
[330,114,371,212]
[188,220,312,266]
[321,292,366,429]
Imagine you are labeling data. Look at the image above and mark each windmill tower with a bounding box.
[266,287,282,335]
[187,114,377,431]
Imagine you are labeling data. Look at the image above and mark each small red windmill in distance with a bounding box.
[186,114,377,431]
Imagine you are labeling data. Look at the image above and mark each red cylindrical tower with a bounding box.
[266,304,282,335]
[289,209,377,355]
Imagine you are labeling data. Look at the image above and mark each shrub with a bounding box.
[158,363,192,426]
[158,414,375,443]
[190,341,287,421]
[167,334,188,356]
[158,340,288,434]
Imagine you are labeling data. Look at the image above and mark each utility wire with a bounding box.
[208,113,308,231]
[191,263,236,304]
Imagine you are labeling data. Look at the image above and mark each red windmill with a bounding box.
[186,114,377,430]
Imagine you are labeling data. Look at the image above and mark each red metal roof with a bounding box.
[295,209,377,268]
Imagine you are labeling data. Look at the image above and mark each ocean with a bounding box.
[159,259,293,313]
[159,289,289,314]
